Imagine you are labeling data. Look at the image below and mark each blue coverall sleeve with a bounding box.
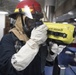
[0,34,19,75]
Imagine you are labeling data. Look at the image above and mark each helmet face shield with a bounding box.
[24,17,35,30]
[32,12,43,20]
[24,16,43,37]
[23,17,35,37]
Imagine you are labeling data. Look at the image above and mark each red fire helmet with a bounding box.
[9,0,42,19]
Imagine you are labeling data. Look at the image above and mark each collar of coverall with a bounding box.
[9,16,29,43]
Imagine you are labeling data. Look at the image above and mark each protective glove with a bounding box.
[51,43,66,55]
[46,52,57,62]
[11,24,48,71]
[30,24,48,45]
[46,43,66,62]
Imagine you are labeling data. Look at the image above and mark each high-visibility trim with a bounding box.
[14,8,33,13]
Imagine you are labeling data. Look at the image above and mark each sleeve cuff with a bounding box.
[27,39,39,49]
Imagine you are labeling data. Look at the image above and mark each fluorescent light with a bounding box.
[0,11,8,14]
[74,18,76,21]
[68,11,73,15]
[19,0,23,2]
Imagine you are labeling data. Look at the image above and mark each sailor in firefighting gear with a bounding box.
[0,0,66,75]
